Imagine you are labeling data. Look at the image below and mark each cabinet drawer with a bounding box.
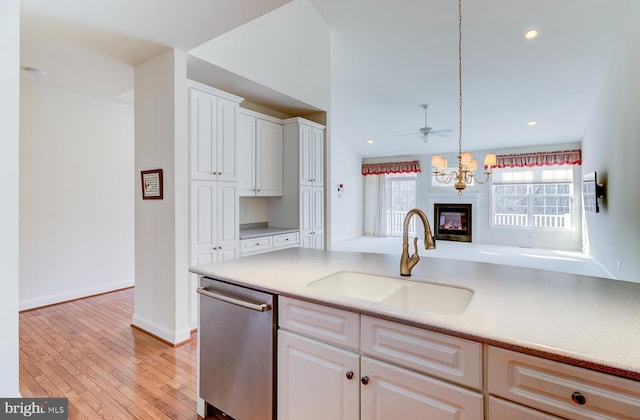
[488,346,640,419]
[273,232,299,249]
[360,316,482,390]
[279,297,359,350]
[489,396,563,420]
[240,236,273,255]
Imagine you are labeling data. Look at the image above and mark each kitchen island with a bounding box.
[191,247,640,418]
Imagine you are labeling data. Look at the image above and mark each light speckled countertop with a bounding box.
[189,248,640,381]
[238,227,299,240]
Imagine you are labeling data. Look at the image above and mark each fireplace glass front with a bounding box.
[433,203,472,242]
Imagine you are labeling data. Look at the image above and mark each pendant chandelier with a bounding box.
[431,0,496,195]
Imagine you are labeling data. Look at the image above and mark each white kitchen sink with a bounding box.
[307,271,473,315]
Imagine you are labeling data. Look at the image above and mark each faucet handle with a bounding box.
[412,237,419,256]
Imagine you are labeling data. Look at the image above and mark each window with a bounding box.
[492,166,574,229]
[386,173,417,236]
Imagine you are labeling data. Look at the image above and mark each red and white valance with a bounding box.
[495,149,582,169]
[361,160,421,176]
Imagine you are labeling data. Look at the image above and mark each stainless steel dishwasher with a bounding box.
[198,277,276,420]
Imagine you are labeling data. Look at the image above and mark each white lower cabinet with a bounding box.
[361,356,483,420]
[488,346,640,419]
[488,396,563,420]
[240,232,300,257]
[277,297,483,419]
[278,330,359,420]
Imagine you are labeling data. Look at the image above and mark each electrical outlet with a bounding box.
[242,204,248,214]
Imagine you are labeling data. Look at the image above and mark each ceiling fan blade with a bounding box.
[430,129,454,134]
[397,132,422,137]
[429,132,450,138]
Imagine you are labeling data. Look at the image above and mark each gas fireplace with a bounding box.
[433,203,472,242]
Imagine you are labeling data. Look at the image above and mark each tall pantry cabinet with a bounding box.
[270,118,325,249]
[188,81,243,325]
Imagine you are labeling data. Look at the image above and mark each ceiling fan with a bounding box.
[398,104,453,142]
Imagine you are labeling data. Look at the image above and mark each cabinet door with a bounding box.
[216,97,238,182]
[311,187,324,249]
[361,357,483,420]
[237,113,256,196]
[190,180,217,265]
[311,126,324,186]
[278,330,359,420]
[256,119,283,196]
[217,182,238,257]
[299,123,314,186]
[299,185,312,236]
[190,89,217,181]
[300,186,324,249]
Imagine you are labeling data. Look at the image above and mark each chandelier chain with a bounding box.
[458,0,463,158]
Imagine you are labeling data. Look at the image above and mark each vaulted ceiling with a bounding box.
[20,0,631,157]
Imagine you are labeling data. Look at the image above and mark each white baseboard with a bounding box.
[197,397,206,418]
[19,280,134,311]
[131,313,192,345]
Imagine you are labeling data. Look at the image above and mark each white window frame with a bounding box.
[386,173,417,236]
[491,166,575,230]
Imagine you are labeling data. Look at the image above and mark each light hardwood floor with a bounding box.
[19,288,211,419]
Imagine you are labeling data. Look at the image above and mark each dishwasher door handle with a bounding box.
[197,287,271,312]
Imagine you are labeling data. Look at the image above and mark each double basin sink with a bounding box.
[307,271,473,315]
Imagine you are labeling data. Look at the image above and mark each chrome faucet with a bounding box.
[400,208,436,276]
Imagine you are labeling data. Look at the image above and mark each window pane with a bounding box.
[386,175,417,236]
[493,171,574,229]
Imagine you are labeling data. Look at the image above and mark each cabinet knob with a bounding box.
[571,391,587,405]
[346,371,354,380]
[361,376,369,385]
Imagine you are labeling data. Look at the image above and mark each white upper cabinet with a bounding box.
[238,110,284,197]
[238,112,256,194]
[299,122,324,187]
[189,82,243,182]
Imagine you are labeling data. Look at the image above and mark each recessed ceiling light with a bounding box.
[367,140,374,144]
[525,29,538,40]
[528,121,537,126]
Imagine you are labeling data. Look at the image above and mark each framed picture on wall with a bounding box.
[141,169,163,200]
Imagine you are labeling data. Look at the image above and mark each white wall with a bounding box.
[19,82,135,309]
[329,139,364,243]
[133,49,191,344]
[239,197,270,224]
[582,1,640,283]
[189,0,331,111]
[0,0,20,397]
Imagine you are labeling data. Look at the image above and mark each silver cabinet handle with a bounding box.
[197,287,270,312]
